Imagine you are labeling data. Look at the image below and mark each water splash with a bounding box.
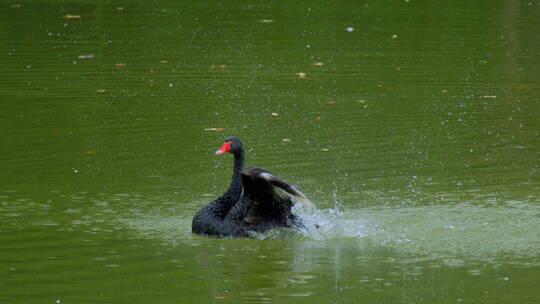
[21,189,534,261]
[293,206,375,240]
[291,199,540,260]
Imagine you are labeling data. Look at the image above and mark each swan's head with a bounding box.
[216,136,243,155]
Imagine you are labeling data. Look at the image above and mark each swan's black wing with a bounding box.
[237,165,314,229]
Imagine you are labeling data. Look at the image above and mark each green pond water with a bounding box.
[1,1,540,303]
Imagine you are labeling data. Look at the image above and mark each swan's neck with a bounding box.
[229,150,244,201]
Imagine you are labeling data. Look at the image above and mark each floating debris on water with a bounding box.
[211,64,226,70]
[392,34,398,39]
[204,128,224,132]
[64,14,81,19]
[282,138,291,142]
[115,63,125,67]
[259,19,274,23]
[312,62,324,66]
[78,54,94,59]
[296,72,306,78]
[271,112,279,116]
[346,26,354,32]
[482,95,497,99]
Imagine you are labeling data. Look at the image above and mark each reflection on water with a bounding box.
[6,189,534,261]
[5,189,538,255]
[2,188,540,303]
[114,193,540,262]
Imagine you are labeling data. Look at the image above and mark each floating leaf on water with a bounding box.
[64,14,81,19]
[296,72,306,78]
[328,100,336,104]
[210,64,226,70]
[148,68,156,72]
[204,128,224,132]
[160,60,168,64]
[271,112,279,116]
[115,63,125,67]
[316,116,321,121]
[78,54,94,59]
[116,7,124,11]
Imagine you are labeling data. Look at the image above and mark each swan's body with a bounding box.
[192,136,313,237]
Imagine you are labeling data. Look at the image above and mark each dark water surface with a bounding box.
[1,1,539,303]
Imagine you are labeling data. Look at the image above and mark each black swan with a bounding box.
[192,136,314,237]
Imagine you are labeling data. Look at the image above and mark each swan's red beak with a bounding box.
[216,141,233,155]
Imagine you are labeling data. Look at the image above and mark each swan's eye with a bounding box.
[216,141,233,154]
